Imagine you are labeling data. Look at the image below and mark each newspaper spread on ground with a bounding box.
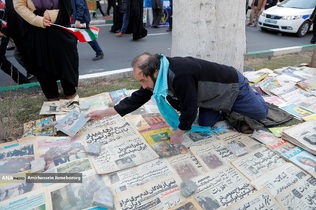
[89,134,159,174]
[275,175,316,209]
[169,198,203,210]
[47,170,108,210]
[189,140,237,171]
[282,146,316,178]
[23,116,56,137]
[55,110,89,137]
[74,115,140,145]
[217,131,263,154]
[78,92,112,113]
[190,165,255,208]
[231,146,286,181]
[182,131,218,148]
[282,120,316,155]
[225,188,285,210]
[106,158,176,195]
[114,174,184,210]
[0,137,36,174]
[35,136,92,173]
[0,188,49,210]
[251,162,311,196]
[167,152,206,180]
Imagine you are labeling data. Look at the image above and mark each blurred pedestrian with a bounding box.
[247,0,267,27]
[116,0,130,37]
[14,0,79,100]
[72,0,105,61]
[107,0,114,15]
[129,0,147,41]
[109,0,123,33]
[151,0,163,28]
[166,0,172,32]
[92,0,105,18]
[309,6,316,44]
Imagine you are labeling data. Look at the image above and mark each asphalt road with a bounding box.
[0,22,313,88]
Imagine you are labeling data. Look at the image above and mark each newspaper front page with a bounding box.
[89,134,159,174]
[190,140,237,171]
[75,115,141,145]
[0,188,49,210]
[231,146,286,181]
[225,188,285,210]
[282,120,316,155]
[167,152,206,180]
[114,174,184,210]
[190,165,255,208]
[35,136,91,173]
[251,162,311,196]
[275,176,316,209]
[107,158,176,194]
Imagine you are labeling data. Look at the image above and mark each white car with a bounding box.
[258,0,316,37]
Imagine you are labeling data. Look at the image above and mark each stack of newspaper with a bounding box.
[282,120,316,156]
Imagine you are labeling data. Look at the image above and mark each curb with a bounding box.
[1,45,315,93]
[245,44,315,59]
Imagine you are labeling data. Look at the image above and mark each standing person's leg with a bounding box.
[231,71,268,119]
[254,8,261,26]
[107,0,113,15]
[88,40,104,61]
[0,56,30,84]
[167,0,172,32]
[116,12,129,36]
[96,1,105,17]
[311,20,316,44]
[0,34,9,56]
[247,6,255,25]
[36,74,60,100]
[60,79,77,99]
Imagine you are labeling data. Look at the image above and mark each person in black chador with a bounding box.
[110,0,123,33]
[129,0,147,41]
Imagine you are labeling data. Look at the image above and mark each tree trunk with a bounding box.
[171,0,246,72]
[0,119,6,140]
[310,47,316,67]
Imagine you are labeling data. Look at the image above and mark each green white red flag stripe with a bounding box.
[52,23,99,42]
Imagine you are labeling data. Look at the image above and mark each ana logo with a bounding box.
[1,175,13,180]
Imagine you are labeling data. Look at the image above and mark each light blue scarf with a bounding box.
[152,55,213,134]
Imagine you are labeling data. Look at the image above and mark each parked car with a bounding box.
[258,0,316,37]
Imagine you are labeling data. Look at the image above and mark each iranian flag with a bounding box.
[52,24,99,42]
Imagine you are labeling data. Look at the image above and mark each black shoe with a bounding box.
[311,39,316,44]
[152,25,159,28]
[93,54,104,61]
[166,29,172,32]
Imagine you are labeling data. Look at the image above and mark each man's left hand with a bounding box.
[170,129,185,144]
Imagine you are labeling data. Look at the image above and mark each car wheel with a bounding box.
[296,21,310,37]
[260,27,268,32]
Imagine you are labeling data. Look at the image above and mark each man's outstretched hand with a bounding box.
[86,107,118,122]
[170,129,185,144]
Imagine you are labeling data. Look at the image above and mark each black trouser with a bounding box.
[152,9,163,26]
[0,35,30,84]
[37,73,76,99]
[312,20,316,42]
[107,0,114,15]
[0,54,30,84]
[93,1,105,17]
